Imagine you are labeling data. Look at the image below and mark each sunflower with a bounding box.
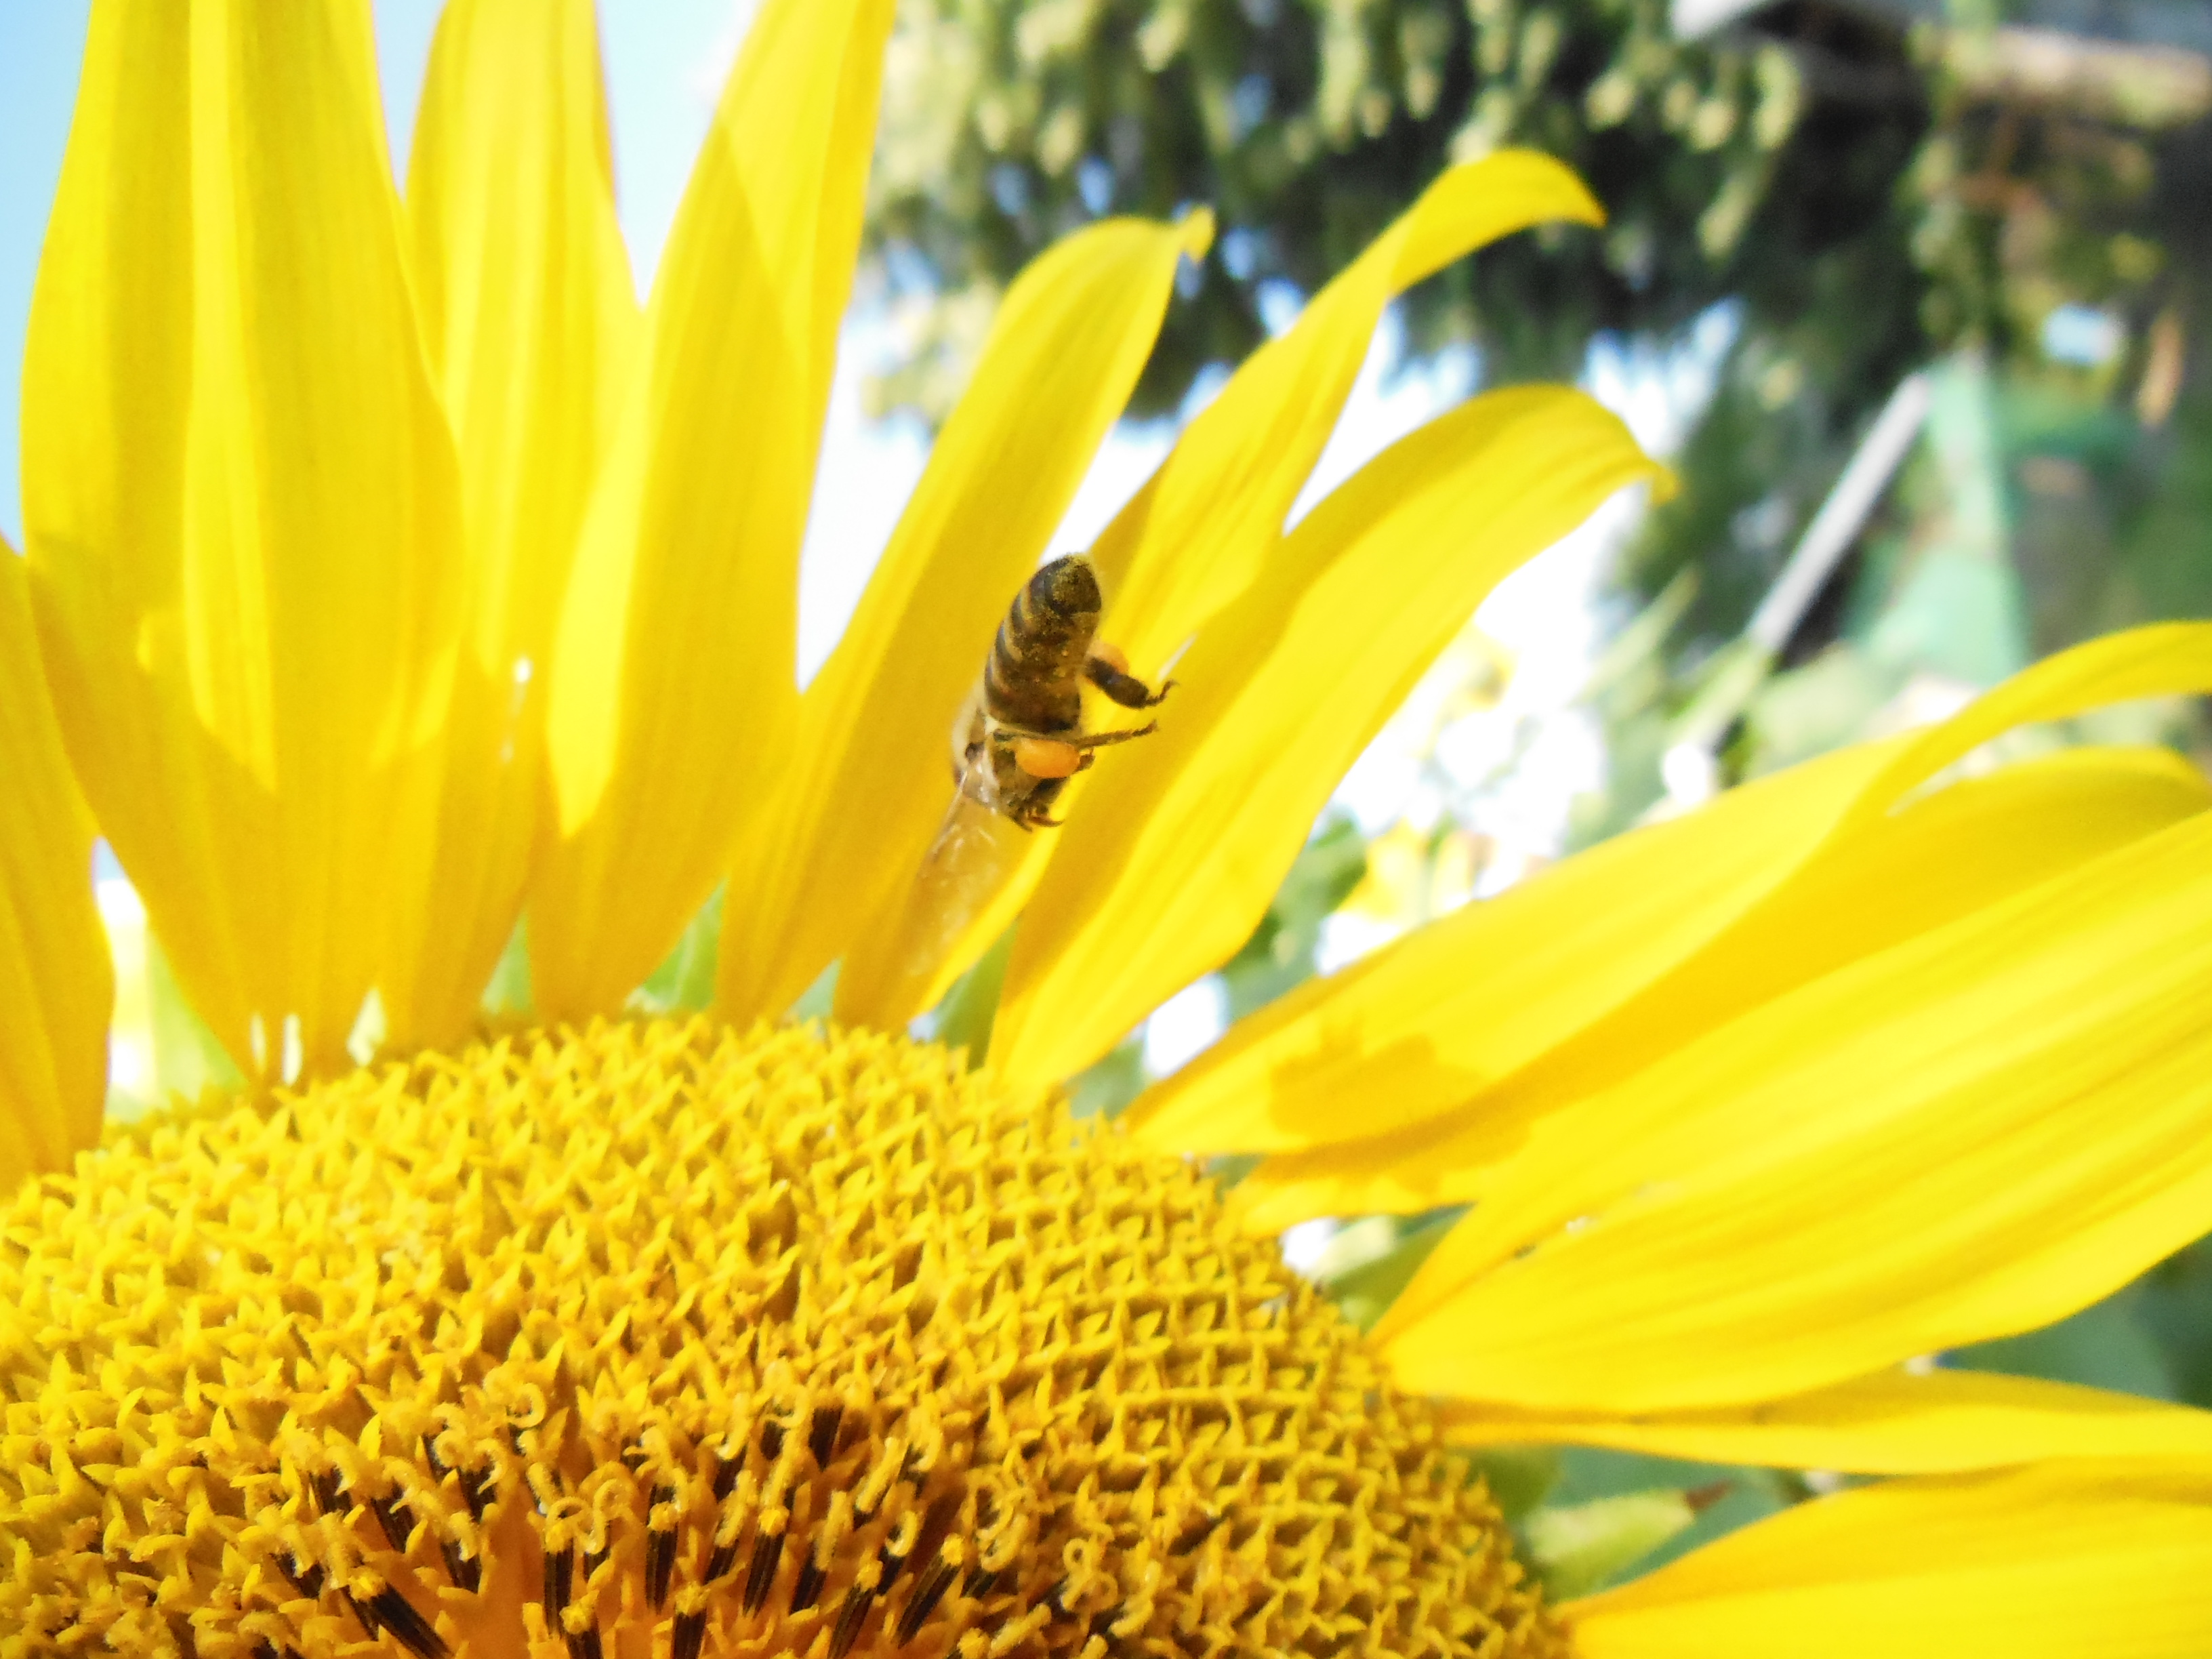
[6,3,2212,1659]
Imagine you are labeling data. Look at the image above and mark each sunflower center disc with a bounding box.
[1,1019,1563,1659]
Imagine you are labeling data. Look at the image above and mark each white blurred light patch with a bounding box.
[1142,975,1229,1077]
[1049,420,1177,557]
[96,861,153,1107]
[1286,309,1480,530]
[2041,304,2124,367]
[1278,1218,1340,1275]
[796,316,930,688]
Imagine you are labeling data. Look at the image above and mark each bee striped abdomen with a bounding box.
[947,553,1165,831]
[984,556,1103,734]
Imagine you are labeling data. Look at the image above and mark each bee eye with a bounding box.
[1011,737,1084,779]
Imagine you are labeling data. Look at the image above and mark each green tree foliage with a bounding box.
[867,0,1925,397]
[867,0,2212,677]
[1902,33,2212,659]
[867,0,1933,653]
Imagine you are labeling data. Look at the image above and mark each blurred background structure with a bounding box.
[867,0,2212,813]
[3,0,2210,1601]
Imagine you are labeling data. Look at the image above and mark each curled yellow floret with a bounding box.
[1,1020,1557,1659]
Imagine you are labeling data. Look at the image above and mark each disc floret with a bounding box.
[1,1020,1559,1659]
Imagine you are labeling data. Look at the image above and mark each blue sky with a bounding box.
[0,0,89,548]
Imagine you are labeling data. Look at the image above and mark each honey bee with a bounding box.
[950,554,1169,830]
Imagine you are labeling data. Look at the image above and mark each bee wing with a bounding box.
[884,785,1029,1010]
[922,785,999,874]
[928,679,1007,874]
[949,680,990,791]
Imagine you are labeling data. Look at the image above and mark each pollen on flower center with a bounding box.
[1,1020,1561,1659]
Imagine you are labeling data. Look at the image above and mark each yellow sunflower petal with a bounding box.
[1376,806,2212,1412]
[24,0,464,1079]
[833,155,1601,1032]
[1442,1368,2212,1475]
[1567,1459,2212,1659]
[529,0,895,1019]
[719,213,1210,1025]
[1198,741,2211,1230]
[0,544,109,1183]
[992,388,1661,1087]
[1133,621,2212,1180]
[1845,618,2212,838]
[388,0,639,1046]
[1128,736,1907,1160]
[1094,152,1603,678]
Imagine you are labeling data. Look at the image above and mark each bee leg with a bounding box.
[987,722,1155,752]
[1061,721,1158,750]
[1085,653,1172,710]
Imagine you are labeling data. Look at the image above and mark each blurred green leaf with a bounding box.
[481,920,533,1017]
[1319,1207,1461,1332]
[791,962,840,1023]
[146,931,243,1105]
[1068,1035,1149,1119]
[1205,1151,1267,1190]
[1549,1447,1788,1583]
[1466,1444,1563,1527]
[935,927,1015,1066]
[634,888,723,1014]
[1521,1490,1700,1599]
[2138,1239,2212,1410]
[1305,1214,1408,1281]
[1950,1286,2178,1401]
[1742,641,1898,775]
[1668,631,1772,747]
[1220,813,1367,1021]
[1582,567,1698,708]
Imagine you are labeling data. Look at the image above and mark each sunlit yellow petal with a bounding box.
[529,0,895,1019]
[24,0,464,1080]
[1134,621,2212,1201]
[1567,1460,2212,1659]
[1129,736,1907,1160]
[993,389,1662,1086]
[1377,807,2212,1411]
[409,0,637,679]
[387,0,639,1046]
[830,155,1599,1028]
[1195,743,2211,1229]
[721,213,1210,1025]
[1443,1368,2212,1474]
[1843,618,2212,840]
[0,544,108,1183]
[1094,152,1603,678]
